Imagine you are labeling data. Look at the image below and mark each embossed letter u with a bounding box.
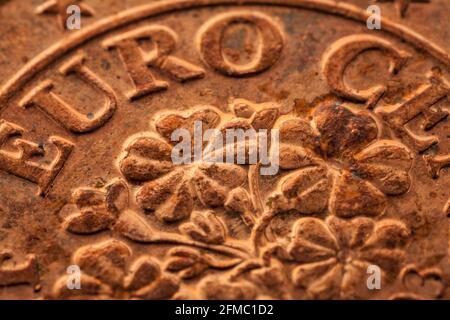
[19,53,117,134]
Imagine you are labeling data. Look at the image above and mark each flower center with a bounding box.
[336,250,353,264]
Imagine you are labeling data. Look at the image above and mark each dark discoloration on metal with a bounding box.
[0,0,449,300]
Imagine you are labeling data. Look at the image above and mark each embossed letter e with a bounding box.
[0,120,73,195]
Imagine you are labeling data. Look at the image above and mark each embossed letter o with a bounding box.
[197,12,284,76]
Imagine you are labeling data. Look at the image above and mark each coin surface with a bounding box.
[0,0,449,300]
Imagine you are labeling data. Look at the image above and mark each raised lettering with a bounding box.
[0,251,40,290]
[19,54,117,133]
[322,34,409,107]
[0,120,73,195]
[197,11,284,76]
[376,70,449,152]
[103,25,205,100]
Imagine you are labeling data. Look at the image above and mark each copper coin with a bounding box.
[0,0,449,300]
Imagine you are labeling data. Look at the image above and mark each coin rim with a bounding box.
[0,0,449,115]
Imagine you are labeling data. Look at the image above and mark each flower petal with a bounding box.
[192,163,246,207]
[331,171,387,218]
[197,163,246,189]
[64,181,129,235]
[136,170,193,222]
[353,140,413,195]
[279,118,319,150]
[155,108,220,142]
[361,219,410,250]
[231,99,255,118]
[251,266,286,291]
[165,247,209,280]
[72,187,105,209]
[73,240,131,288]
[251,108,279,130]
[199,276,257,300]
[280,166,331,214]
[52,274,112,299]
[288,239,337,263]
[64,209,113,234]
[292,258,337,288]
[358,248,406,275]
[120,136,173,182]
[133,274,180,300]
[358,220,409,274]
[179,211,227,244]
[105,179,129,216]
[313,103,378,159]
[292,217,339,251]
[326,216,374,249]
[340,260,371,299]
[279,144,320,169]
[205,135,260,165]
[155,179,193,222]
[113,209,156,242]
[289,218,338,263]
[165,257,196,272]
[124,256,161,291]
[306,263,343,299]
[224,187,255,226]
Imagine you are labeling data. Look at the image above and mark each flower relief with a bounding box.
[276,216,410,299]
[1,0,449,301]
[55,95,420,300]
[251,95,416,298]
[117,98,283,224]
[268,95,414,218]
[51,240,179,300]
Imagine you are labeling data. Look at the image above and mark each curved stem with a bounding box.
[114,207,252,259]
[249,163,264,216]
[250,209,277,256]
[205,255,243,269]
[228,260,262,281]
[137,232,251,260]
